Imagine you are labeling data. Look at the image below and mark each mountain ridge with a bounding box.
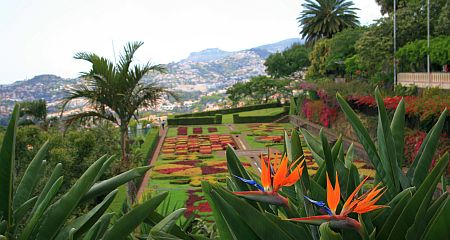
[0,38,304,112]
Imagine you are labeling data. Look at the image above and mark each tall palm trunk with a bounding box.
[120,124,130,168]
[120,124,137,202]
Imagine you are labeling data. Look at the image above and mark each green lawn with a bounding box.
[166,125,230,137]
[221,107,285,124]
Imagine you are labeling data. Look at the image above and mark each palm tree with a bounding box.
[297,0,359,45]
[62,41,174,168]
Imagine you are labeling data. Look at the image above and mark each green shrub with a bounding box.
[215,114,222,124]
[139,127,160,163]
[203,88,449,239]
[0,105,187,240]
[173,102,285,118]
[167,116,216,125]
[233,107,289,123]
[394,84,418,96]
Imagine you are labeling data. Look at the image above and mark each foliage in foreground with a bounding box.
[0,105,191,240]
[203,88,449,239]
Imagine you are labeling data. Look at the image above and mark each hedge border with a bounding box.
[167,114,222,125]
[173,102,287,118]
[233,106,289,123]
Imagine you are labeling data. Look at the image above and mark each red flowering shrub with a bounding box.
[348,95,449,122]
[208,127,218,133]
[302,100,338,128]
[201,165,227,175]
[177,127,188,135]
[404,131,450,173]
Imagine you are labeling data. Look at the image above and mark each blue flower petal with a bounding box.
[304,196,333,215]
[233,175,265,192]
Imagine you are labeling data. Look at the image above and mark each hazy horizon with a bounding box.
[0,0,382,84]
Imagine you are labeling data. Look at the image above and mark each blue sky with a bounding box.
[0,0,382,84]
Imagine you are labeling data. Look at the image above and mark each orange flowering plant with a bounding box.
[290,173,387,231]
[233,152,304,206]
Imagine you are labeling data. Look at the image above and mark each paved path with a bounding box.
[136,127,168,201]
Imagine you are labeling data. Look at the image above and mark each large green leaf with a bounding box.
[102,192,168,240]
[35,155,109,240]
[337,93,394,199]
[291,130,309,186]
[209,185,294,240]
[32,163,63,214]
[13,196,37,225]
[150,208,185,236]
[411,109,447,188]
[209,191,259,240]
[225,146,254,192]
[320,130,335,184]
[202,182,235,240]
[319,222,343,240]
[285,131,293,162]
[421,196,450,239]
[387,153,448,239]
[376,187,412,239]
[300,128,325,165]
[20,176,63,240]
[389,99,405,169]
[407,192,448,239]
[0,105,19,225]
[344,143,355,169]
[265,212,312,240]
[144,211,191,240]
[375,88,401,196]
[82,165,151,201]
[55,190,118,239]
[372,187,415,230]
[81,213,114,240]
[13,141,49,213]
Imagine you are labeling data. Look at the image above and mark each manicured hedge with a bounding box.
[167,116,216,125]
[215,114,222,124]
[233,106,289,123]
[140,127,160,163]
[173,102,287,118]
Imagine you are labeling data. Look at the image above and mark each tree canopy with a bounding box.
[264,44,310,78]
[297,0,359,45]
[63,41,173,166]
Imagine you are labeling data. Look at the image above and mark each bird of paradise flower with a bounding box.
[290,173,387,231]
[233,152,305,206]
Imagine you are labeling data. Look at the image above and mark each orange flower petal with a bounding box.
[260,153,271,190]
[341,176,370,216]
[273,155,289,192]
[327,173,340,214]
[282,163,304,187]
[353,205,388,214]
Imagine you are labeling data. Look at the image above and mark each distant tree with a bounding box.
[62,41,175,168]
[226,76,290,105]
[248,76,280,104]
[226,82,251,105]
[374,0,408,15]
[396,36,450,72]
[264,44,310,78]
[20,99,48,128]
[306,39,331,77]
[325,28,365,72]
[297,0,359,45]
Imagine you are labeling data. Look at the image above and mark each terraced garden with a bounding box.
[141,123,377,220]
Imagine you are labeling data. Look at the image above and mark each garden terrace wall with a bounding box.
[233,106,289,123]
[173,102,287,118]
